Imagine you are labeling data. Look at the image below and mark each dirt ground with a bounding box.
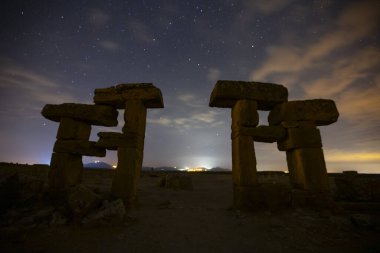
[1,172,379,253]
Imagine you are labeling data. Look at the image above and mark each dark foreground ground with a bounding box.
[0,164,379,253]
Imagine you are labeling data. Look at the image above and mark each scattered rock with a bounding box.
[350,214,373,229]
[82,199,126,226]
[49,211,67,227]
[158,175,193,190]
[66,185,102,218]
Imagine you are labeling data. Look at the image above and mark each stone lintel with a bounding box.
[277,126,322,151]
[233,125,286,143]
[96,132,128,150]
[209,80,288,110]
[42,103,118,127]
[56,117,91,140]
[268,99,339,126]
[54,140,106,157]
[93,83,164,109]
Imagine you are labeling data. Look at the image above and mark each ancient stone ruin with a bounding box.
[209,80,339,209]
[42,83,164,207]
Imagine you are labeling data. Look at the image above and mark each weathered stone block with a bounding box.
[231,100,259,127]
[209,80,288,110]
[122,100,147,139]
[233,125,286,143]
[56,117,91,140]
[94,83,164,109]
[286,148,329,192]
[268,99,339,126]
[277,126,322,151]
[53,140,106,157]
[232,135,258,187]
[95,132,128,150]
[42,103,118,126]
[49,153,83,189]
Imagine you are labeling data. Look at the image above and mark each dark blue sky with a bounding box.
[0,0,379,172]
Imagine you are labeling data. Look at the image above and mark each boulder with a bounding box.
[66,185,102,218]
[268,99,339,126]
[82,199,126,225]
[41,103,118,126]
[209,80,288,110]
[94,83,164,109]
[53,140,106,157]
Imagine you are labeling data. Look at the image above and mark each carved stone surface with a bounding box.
[96,132,128,150]
[53,140,106,157]
[268,99,339,126]
[233,125,286,143]
[42,103,118,126]
[286,148,329,192]
[94,83,164,109]
[56,117,91,140]
[277,126,322,151]
[49,153,83,189]
[209,80,288,110]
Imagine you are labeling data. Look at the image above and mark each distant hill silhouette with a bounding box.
[84,162,113,169]
[209,167,231,172]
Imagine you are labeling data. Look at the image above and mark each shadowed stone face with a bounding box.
[42,103,118,127]
[53,140,106,157]
[95,132,128,150]
[94,83,164,109]
[268,99,339,126]
[209,80,288,110]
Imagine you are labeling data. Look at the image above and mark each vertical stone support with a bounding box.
[112,100,147,206]
[41,103,118,190]
[209,80,288,209]
[270,99,339,193]
[231,100,259,208]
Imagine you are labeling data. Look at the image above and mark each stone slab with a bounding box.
[53,140,106,157]
[94,83,164,109]
[233,125,286,143]
[49,152,83,189]
[209,80,288,110]
[268,99,339,126]
[231,100,259,127]
[56,117,91,140]
[96,132,128,150]
[286,148,329,192]
[42,103,118,126]
[277,126,322,151]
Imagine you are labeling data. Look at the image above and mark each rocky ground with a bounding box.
[0,166,379,253]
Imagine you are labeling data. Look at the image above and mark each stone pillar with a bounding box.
[269,99,339,193]
[209,80,288,209]
[231,100,259,208]
[94,83,164,206]
[41,103,118,189]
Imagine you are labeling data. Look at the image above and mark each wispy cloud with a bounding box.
[99,40,121,52]
[128,20,154,43]
[88,8,110,27]
[207,68,221,82]
[245,0,295,14]
[0,61,75,117]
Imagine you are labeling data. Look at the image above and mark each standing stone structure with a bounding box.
[209,80,288,208]
[269,99,339,192]
[94,83,164,206]
[209,80,339,209]
[41,103,118,189]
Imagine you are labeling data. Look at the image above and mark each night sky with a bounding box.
[0,0,379,173]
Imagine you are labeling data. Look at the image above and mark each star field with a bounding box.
[0,0,379,172]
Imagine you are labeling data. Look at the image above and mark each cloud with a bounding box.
[99,40,121,52]
[207,68,221,82]
[147,117,172,126]
[128,20,154,43]
[88,9,109,27]
[325,150,380,163]
[0,61,75,117]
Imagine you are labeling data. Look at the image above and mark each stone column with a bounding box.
[41,103,118,189]
[269,99,339,192]
[94,83,164,206]
[209,80,288,208]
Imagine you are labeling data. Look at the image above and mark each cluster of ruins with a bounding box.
[209,80,339,208]
[42,83,164,207]
[42,80,339,210]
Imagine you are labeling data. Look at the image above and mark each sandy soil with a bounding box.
[1,172,379,253]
